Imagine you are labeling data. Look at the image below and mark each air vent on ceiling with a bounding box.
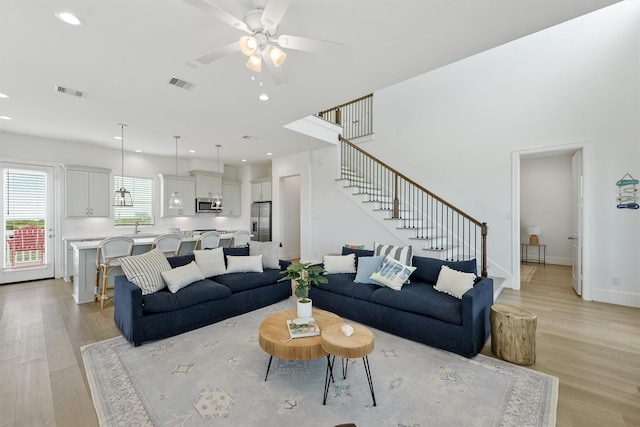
[54,85,86,98]
[241,135,258,141]
[168,76,196,91]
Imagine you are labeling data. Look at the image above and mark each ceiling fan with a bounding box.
[183,0,341,84]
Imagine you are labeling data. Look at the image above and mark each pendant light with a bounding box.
[211,144,224,210]
[113,123,133,207]
[169,135,183,208]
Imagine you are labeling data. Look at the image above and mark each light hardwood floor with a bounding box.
[1,265,638,426]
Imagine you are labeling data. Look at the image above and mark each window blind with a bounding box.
[4,169,47,230]
[113,176,154,225]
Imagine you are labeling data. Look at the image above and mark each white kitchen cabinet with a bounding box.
[191,170,223,198]
[159,174,196,217]
[221,181,241,216]
[251,179,272,202]
[63,165,111,217]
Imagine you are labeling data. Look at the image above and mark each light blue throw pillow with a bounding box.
[354,256,385,284]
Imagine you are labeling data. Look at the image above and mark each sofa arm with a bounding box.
[114,275,144,345]
[460,277,494,356]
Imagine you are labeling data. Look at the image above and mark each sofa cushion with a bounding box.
[373,242,413,266]
[142,279,231,313]
[120,248,171,295]
[161,261,204,293]
[213,268,283,293]
[226,255,263,273]
[193,248,227,277]
[435,265,476,299]
[410,256,477,285]
[168,254,195,268]
[249,241,281,269]
[323,253,356,274]
[369,255,416,290]
[315,273,379,301]
[370,281,463,325]
[354,256,385,284]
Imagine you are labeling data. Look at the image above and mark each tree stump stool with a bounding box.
[490,304,537,365]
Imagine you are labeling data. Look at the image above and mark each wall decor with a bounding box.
[616,173,639,209]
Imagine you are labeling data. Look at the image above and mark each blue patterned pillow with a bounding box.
[369,255,416,291]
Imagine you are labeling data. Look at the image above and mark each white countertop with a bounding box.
[69,232,237,250]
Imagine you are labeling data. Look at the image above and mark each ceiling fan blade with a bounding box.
[182,0,250,33]
[195,42,240,65]
[261,49,288,85]
[260,0,293,31]
[276,35,343,54]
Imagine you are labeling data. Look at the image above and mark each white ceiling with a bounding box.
[0,0,620,166]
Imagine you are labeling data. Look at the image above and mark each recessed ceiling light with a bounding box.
[189,150,196,153]
[55,11,83,26]
[266,152,272,156]
[0,116,12,120]
[259,94,269,101]
[135,149,142,153]
[0,93,9,99]
[114,136,122,140]
[242,159,247,162]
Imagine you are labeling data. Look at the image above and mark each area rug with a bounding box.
[521,264,538,283]
[82,298,558,427]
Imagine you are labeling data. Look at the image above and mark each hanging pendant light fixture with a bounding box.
[211,144,224,210]
[169,135,183,208]
[113,123,133,207]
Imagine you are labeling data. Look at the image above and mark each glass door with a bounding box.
[1,163,55,284]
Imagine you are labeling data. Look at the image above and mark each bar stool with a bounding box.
[195,231,220,250]
[95,236,134,309]
[151,233,182,257]
[228,230,250,247]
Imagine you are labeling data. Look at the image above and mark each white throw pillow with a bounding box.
[193,248,227,277]
[369,255,416,291]
[226,255,264,273]
[323,253,356,274]
[161,261,205,294]
[119,248,171,295]
[434,265,476,299]
[249,240,281,269]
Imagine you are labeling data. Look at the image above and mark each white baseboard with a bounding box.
[590,287,640,308]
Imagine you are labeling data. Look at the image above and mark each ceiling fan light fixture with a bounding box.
[246,52,262,72]
[239,35,258,56]
[267,45,286,67]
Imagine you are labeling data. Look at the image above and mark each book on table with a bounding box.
[287,317,320,338]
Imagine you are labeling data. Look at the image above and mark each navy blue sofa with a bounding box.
[114,247,291,346]
[309,247,494,357]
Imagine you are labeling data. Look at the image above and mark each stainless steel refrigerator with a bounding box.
[250,202,272,242]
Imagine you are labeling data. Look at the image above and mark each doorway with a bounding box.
[281,175,301,260]
[513,145,586,297]
[0,163,55,284]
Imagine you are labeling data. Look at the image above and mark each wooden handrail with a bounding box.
[317,93,373,118]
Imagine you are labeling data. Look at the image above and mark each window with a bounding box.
[113,176,154,226]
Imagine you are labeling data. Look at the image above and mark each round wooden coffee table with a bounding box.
[320,323,376,406]
[258,308,342,381]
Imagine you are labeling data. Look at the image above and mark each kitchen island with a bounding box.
[68,231,238,304]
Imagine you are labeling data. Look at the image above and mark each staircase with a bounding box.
[337,135,488,277]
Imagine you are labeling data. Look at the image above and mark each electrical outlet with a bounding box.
[611,277,620,286]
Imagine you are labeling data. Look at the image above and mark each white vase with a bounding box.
[297,298,313,318]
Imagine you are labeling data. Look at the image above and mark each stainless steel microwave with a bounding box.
[195,198,223,213]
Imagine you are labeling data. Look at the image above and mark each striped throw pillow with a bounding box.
[373,242,413,266]
[120,248,171,295]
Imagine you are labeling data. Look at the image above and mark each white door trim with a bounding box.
[511,142,591,300]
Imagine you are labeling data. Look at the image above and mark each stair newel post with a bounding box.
[481,222,488,277]
[393,173,400,219]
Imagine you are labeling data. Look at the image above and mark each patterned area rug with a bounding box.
[521,265,538,283]
[82,298,557,426]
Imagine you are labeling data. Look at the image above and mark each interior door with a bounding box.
[570,151,583,295]
[0,163,55,284]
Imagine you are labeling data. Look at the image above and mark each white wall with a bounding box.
[291,2,639,307]
[520,153,573,265]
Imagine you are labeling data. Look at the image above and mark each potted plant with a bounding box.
[280,262,328,318]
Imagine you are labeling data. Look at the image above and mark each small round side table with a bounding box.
[321,323,376,406]
[490,304,537,366]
